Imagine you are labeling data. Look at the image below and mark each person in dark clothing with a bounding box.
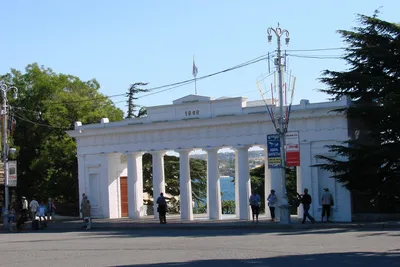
[297,188,316,224]
[156,193,167,224]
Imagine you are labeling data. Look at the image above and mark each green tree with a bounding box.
[1,63,123,203]
[314,12,400,203]
[126,82,148,119]
[142,153,207,203]
[250,164,297,213]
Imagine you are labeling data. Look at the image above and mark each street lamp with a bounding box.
[267,24,291,224]
[0,80,18,229]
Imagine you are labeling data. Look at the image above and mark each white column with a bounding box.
[263,148,271,218]
[178,149,193,221]
[235,146,251,220]
[234,154,239,218]
[206,148,221,220]
[264,147,281,219]
[126,152,144,219]
[297,142,312,218]
[296,166,304,219]
[77,155,86,210]
[152,151,166,219]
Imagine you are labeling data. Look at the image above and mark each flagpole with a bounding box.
[193,55,198,95]
[195,78,197,95]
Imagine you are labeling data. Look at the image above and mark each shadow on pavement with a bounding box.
[112,252,400,267]
[1,226,399,239]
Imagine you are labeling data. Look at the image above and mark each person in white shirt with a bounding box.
[267,190,278,222]
[249,191,261,223]
[321,188,334,222]
[21,196,28,219]
[29,198,39,220]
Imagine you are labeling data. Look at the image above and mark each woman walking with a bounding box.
[267,190,277,222]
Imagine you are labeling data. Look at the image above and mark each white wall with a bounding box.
[72,95,351,221]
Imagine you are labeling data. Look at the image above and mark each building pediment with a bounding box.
[172,95,211,105]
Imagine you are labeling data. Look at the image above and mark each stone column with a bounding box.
[234,154,239,218]
[77,155,86,210]
[126,152,144,219]
[178,149,193,221]
[235,146,251,220]
[264,147,281,220]
[152,151,166,219]
[206,148,221,220]
[297,142,312,218]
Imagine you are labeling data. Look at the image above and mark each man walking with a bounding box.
[321,188,334,222]
[156,193,167,224]
[249,191,261,223]
[29,197,39,221]
[21,196,28,220]
[298,188,315,224]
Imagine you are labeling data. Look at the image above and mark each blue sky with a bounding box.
[1,1,398,115]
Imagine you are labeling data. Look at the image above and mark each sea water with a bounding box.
[220,176,235,201]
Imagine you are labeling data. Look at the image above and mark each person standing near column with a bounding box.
[249,191,260,223]
[321,188,334,222]
[298,188,315,224]
[21,197,28,221]
[156,193,167,224]
[267,190,277,222]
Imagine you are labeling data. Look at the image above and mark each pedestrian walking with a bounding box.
[298,188,316,224]
[47,198,56,222]
[20,196,28,221]
[29,197,39,221]
[267,189,277,222]
[321,188,334,222]
[8,206,16,231]
[81,195,92,230]
[156,193,167,224]
[249,191,261,223]
[37,201,47,228]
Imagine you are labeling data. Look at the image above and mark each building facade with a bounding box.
[67,94,352,222]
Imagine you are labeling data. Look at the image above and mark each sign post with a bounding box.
[285,131,300,166]
[267,134,281,168]
[8,161,17,187]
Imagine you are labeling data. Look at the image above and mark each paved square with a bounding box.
[0,228,399,267]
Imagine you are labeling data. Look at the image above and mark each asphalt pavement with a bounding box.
[0,228,399,267]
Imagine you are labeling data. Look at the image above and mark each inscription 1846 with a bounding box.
[185,110,200,116]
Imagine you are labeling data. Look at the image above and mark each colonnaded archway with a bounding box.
[68,94,352,222]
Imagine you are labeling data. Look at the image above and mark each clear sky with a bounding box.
[1,0,398,115]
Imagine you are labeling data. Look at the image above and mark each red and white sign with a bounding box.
[285,131,300,166]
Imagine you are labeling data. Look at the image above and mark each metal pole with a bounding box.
[0,81,17,229]
[195,78,197,95]
[276,34,289,208]
[2,90,8,229]
[267,24,291,224]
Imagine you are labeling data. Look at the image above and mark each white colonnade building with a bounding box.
[67,95,352,222]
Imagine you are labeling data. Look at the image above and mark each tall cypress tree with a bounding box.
[126,82,148,119]
[315,11,400,203]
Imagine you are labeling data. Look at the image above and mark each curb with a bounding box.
[1,221,399,233]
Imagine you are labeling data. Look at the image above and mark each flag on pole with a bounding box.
[192,57,198,78]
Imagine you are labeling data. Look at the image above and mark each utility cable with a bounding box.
[42,53,272,105]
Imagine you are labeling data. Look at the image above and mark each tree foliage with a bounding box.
[315,12,400,201]
[249,164,297,213]
[142,153,207,203]
[1,63,123,203]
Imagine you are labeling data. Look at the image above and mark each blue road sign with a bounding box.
[267,134,281,168]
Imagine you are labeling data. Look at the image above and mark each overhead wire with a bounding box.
[42,52,273,106]
[12,111,69,130]
[284,47,345,52]
[8,46,350,129]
